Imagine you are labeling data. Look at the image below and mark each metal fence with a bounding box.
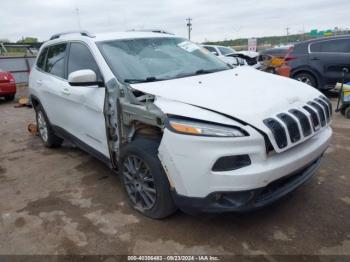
[0,56,36,84]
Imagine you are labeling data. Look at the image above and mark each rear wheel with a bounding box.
[35,104,63,148]
[294,72,317,88]
[119,138,177,219]
[5,94,15,101]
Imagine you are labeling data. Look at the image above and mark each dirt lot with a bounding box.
[0,97,349,256]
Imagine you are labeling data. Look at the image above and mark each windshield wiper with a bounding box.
[124,77,166,84]
[172,68,228,79]
[194,69,217,75]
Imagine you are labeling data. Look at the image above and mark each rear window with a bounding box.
[310,39,350,53]
[45,43,67,78]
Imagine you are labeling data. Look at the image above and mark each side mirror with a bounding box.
[68,69,103,87]
[211,51,219,56]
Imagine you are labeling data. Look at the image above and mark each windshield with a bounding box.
[98,37,230,83]
[218,46,236,55]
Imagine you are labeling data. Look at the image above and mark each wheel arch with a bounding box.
[30,94,41,109]
[291,67,323,88]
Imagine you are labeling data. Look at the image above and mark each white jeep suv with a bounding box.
[29,31,332,218]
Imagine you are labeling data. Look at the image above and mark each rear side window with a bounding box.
[45,43,67,78]
[67,43,101,80]
[36,47,48,70]
[310,39,350,53]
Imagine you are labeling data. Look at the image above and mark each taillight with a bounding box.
[7,73,15,83]
[284,46,297,62]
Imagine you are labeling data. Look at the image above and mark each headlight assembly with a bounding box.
[167,118,247,137]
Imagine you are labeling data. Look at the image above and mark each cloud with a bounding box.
[0,0,349,42]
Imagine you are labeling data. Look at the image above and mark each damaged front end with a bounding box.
[104,78,166,168]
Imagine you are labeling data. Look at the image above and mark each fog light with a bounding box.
[212,155,251,172]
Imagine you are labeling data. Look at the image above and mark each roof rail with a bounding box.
[50,30,94,40]
[127,29,174,35]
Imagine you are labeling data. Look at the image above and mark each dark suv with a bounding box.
[285,35,350,90]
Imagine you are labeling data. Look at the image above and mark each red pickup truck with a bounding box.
[0,69,16,101]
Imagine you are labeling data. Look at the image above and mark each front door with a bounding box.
[60,42,109,158]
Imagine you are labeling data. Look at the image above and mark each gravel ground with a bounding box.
[0,97,349,256]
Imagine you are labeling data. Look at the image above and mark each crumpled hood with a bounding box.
[130,67,321,132]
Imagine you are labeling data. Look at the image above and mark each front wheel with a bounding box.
[119,138,177,219]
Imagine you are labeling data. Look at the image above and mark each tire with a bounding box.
[345,107,350,119]
[119,138,177,219]
[294,72,317,88]
[5,94,15,101]
[35,104,63,148]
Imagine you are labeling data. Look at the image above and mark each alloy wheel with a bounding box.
[122,155,157,210]
[297,76,312,86]
[37,111,48,142]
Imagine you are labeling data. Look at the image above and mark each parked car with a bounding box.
[29,31,332,218]
[202,44,259,68]
[0,69,16,101]
[259,47,290,60]
[283,35,350,89]
[202,44,241,65]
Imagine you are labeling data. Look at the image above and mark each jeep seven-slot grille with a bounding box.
[303,105,320,130]
[289,109,312,137]
[264,97,332,151]
[315,98,330,122]
[277,113,301,142]
[263,118,287,149]
[308,101,326,126]
[320,96,332,116]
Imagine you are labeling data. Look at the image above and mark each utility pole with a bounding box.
[186,17,192,40]
[285,27,290,44]
[76,7,82,30]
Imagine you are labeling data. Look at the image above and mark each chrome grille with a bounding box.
[289,109,312,137]
[263,118,287,149]
[264,97,332,151]
[277,113,301,143]
[315,98,330,122]
[308,101,326,126]
[303,105,320,131]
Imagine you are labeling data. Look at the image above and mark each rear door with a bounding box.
[62,42,109,157]
[309,38,350,87]
[38,43,69,127]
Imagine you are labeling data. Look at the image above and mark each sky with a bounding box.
[1,0,350,42]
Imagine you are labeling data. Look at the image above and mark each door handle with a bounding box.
[61,87,70,95]
[311,57,320,61]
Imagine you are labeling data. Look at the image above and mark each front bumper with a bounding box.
[172,155,323,213]
[158,126,331,198]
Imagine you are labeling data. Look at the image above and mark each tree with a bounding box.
[17,37,38,44]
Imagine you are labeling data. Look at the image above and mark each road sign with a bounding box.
[248,38,257,52]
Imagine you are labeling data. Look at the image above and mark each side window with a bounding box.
[310,42,322,53]
[45,43,67,78]
[310,39,350,53]
[36,47,48,70]
[67,43,101,80]
[322,39,350,53]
